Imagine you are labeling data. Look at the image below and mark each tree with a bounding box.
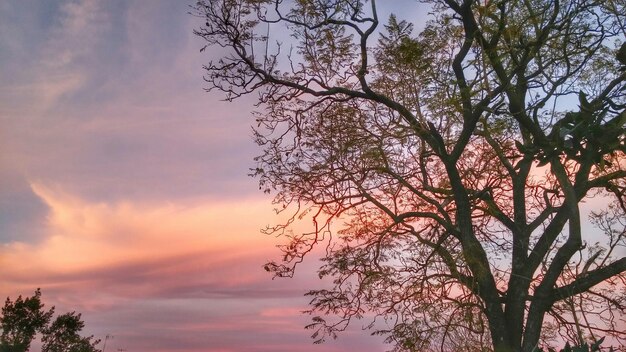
[0,290,100,352]
[42,312,101,352]
[0,289,54,352]
[194,0,626,351]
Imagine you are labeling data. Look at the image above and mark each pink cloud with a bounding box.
[260,306,305,318]
[0,183,279,295]
[0,183,328,351]
[0,183,389,351]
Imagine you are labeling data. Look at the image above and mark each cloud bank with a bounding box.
[0,184,385,351]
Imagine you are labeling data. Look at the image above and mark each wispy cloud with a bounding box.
[0,183,387,351]
[1,183,276,290]
[1,0,110,114]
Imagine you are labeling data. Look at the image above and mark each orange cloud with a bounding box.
[0,183,279,296]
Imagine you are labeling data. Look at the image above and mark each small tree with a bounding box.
[0,290,100,352]
[0,289,53,352]
[194,0,626,351]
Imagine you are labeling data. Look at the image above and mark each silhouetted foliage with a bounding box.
[0,289,53,352]
[42,312,100,352]
[194,0,626,351]
[0,290,100,352]
[539,336,611,352]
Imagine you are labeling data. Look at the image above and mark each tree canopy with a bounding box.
[42,312,101,352]
[194,0,626,351]
[0,290,100,352]
[0,289,53,352]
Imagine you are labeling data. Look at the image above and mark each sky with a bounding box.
[0,1,428,351]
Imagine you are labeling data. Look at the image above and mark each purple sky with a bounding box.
[2,1,624,351]
[0,1,428,351]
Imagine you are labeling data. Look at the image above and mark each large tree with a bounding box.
[194,0,626,351]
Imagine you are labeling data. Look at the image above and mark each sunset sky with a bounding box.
[0,1,431,351]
